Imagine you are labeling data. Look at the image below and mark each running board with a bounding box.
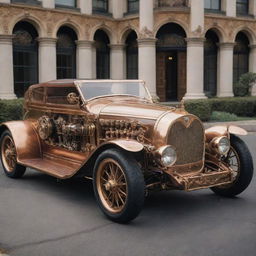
[19,156,82,179]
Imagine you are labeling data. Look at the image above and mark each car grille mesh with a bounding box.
[167,118,204,165]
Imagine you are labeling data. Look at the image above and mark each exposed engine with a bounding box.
[37,114,96,152]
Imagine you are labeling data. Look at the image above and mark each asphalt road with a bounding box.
[0,135,256,256]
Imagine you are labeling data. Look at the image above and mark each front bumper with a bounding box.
[166,162,235,191]
[171,169,233,191]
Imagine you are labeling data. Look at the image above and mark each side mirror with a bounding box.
[67,92,80,105]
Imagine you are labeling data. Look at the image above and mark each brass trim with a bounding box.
[96,158,128,214]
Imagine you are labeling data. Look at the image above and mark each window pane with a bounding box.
[55,0,76,7]
[93,0,108,12]
[31,87,44,102]
[204,0,211,9]
[128,0,139,12]
[94,30,110,79]
[236,0,248,14]
[204,0,220,10]
[13,22,38,97]
[57,27,77,79]
[47,87,78,104]
[212,0,220,9]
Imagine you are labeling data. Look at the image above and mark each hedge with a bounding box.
[210,97,256,117]
[184,99,212,121]
[0,98,24,123]
[184,96,256,121]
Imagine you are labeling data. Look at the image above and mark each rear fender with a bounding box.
[0,121,41,162]
[205,125,247,143]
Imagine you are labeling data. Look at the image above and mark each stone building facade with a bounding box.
[0,0,256,101]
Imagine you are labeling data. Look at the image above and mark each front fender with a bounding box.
[106,139,144,152]
[205,125,247,142]
[0,121,41,162]
[75,139,144,177]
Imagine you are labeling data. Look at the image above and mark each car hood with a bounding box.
[86,96,171,120]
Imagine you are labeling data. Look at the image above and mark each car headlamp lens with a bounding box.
[211,136,230,155]
[160,146,177,167]
[218,136,230,155]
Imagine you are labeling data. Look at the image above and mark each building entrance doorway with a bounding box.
[156,23,187,101]
[165,52,177,100]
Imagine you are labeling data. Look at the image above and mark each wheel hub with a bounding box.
[5,148,15,158]
[105,180,118,191]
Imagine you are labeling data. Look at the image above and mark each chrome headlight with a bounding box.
[211,136,230,155]
[156,145,177,167]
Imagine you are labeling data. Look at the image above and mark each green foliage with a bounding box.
[0,99,24,123]
[210,97,256,117]
[210,111,242,122]
[233,72,256,97]
[184,96,256,121]
[184,99,212,121]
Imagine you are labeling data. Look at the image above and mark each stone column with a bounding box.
[92,46,96,79]
[183,38,206,99]
[110,44,125,79]
[76,40,93,79]
[138,0,156,97]
[190,0,204,34]
[0,35,16,99]
[222,0,236,17]
[138,39,157,97]
[111,0,124,18]
[0,0,10,3]
[217,43,234,97]
[249,44,256,73]
[42,0,55,9]
[79,0,92,15]
[249,0,256,17]
[38,37,57,83]
[140,0,154,32]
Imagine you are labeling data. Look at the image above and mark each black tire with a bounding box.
[0,130,26,178]
[93,148,145,223]
[211,134,253,197]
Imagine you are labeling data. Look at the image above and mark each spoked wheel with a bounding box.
[225,146,240,180]
[93,149,145,223]
[211,134,253,197]
[0,131,26,178]
[97,159,128,214]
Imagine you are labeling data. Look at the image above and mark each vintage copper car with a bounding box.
[0,80,254,223]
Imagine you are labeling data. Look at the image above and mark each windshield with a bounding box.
[77,81,151,101]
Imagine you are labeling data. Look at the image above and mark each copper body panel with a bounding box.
[0,79,246,191]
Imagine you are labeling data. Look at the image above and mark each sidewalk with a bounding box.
[204,120,256,133]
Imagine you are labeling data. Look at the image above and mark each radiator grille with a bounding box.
[168,118,204,165]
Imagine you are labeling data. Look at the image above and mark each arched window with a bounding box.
[94,30,110,79]
[13,21,38,98]
[57,26,77,79]
[126,31,138,79]
[127,0,139,13]
[236,0,249,15]
[204,30,219,97]
[233,32,249,83]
